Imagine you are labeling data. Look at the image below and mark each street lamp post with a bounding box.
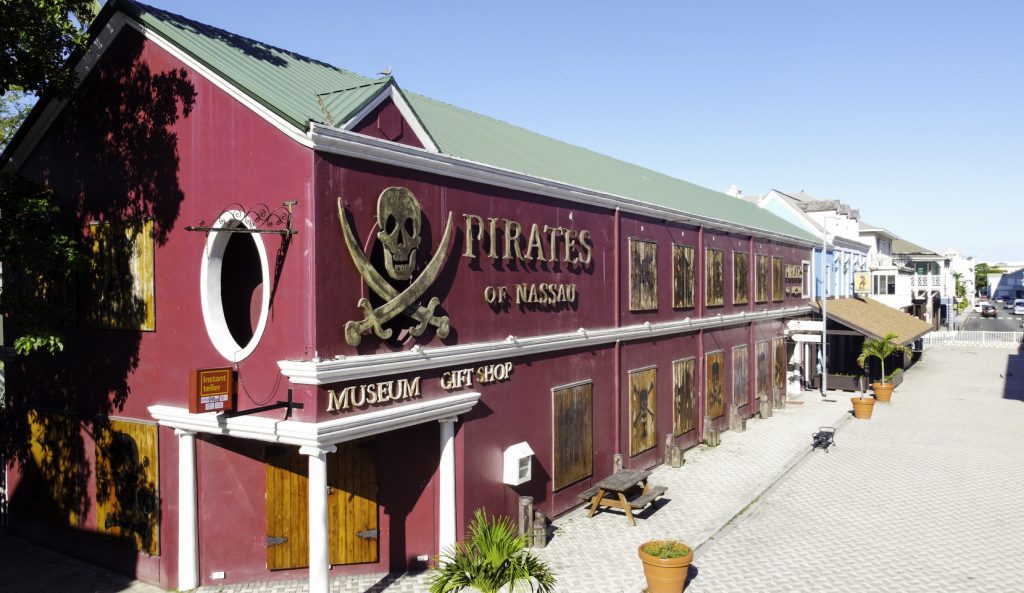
[821,227,828,396]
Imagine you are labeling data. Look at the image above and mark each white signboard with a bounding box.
[791,333,824,343]
[786,320,824,333]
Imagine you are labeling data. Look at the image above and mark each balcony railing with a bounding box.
[911,275,943,288]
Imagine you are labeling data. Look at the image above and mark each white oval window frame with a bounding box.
[199,210,271,362]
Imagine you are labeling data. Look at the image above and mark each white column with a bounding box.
[175,429,199,591]
[300,444,337,593]
[438,417,458,554]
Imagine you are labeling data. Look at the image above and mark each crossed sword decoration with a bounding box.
[338,197,452,347]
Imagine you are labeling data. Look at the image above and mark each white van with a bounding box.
[1014,299,1024,315]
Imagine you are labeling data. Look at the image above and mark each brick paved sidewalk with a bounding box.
[687,346,1024,593]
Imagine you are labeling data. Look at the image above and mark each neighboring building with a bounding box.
[987,268,1024,301]
[1,2,818,592]
[858,222,914,314]
[755,190,870,300]
[892,239,954,329]
[944,249,975,310]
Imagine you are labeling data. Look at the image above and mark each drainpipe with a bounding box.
[613,208,621,461]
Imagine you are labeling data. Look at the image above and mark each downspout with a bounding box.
[748,236,756,409]
[696,225,705,438]
[613,207,622,462]
[697,226,705,320]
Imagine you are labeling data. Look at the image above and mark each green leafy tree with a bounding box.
[857,332,912,385]
[975,263,1005,295]
[0,0,97,97]
[0,174,80,354]
[1,1,97,354]
[429,508,556,593]
[0,88,33,151]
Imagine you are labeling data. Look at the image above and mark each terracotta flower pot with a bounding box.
[851,396,875,419]
[870,382,895,402]
[638,541,693,593]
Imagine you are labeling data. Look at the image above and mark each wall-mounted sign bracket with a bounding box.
[221,389,304,420]
[186,201,298,310]
[185,201,299,236]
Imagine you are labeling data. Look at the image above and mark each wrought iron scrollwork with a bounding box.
[186,201,298,311]
[184,201,298,236]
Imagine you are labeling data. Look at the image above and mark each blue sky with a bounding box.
[145,0,1023,263]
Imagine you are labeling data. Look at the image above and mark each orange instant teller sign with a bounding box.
[189,367,236,413]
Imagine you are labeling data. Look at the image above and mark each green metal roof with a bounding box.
[112,0,816,243]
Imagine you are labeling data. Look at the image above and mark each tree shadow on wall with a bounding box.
[1,30,193,569]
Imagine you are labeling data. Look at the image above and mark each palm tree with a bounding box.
[429,508,556,593]
[856,332,911,384]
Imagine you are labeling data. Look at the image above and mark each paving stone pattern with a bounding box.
[6,344,1020,593]
[689,346,1024,593]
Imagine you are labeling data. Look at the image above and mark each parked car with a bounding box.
[973,302,985,313]
[1014,299,1024,315]
[981,303,998,318]
[1004,298,1015,309]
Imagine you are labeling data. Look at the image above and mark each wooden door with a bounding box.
[328,439,378,566]
[266,445,309,570]
[266,440,378,570]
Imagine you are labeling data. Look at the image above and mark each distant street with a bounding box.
[961,305,1024,332]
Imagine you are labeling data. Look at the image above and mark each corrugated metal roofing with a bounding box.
[119,0,816,243]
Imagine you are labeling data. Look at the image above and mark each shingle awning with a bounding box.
[810,297,933,345]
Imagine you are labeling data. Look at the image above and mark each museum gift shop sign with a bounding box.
[326,361,514,411]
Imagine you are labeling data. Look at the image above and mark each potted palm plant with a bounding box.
[638,539,693,593]
[856,332,912,404]
[429,508,556,593]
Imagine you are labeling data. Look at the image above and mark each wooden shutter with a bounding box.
[95,419,160,555]
[552,382,593,491]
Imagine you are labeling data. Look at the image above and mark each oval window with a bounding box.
[200,211,271,362]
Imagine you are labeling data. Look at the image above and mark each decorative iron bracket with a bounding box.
[185,201,299,236]
[221,389,304,420]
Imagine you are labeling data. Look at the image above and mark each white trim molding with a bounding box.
[148,391,481,446]
[278,305,813,385]
[341,83,439,153]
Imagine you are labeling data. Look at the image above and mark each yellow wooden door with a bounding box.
[266,440,378,570]
[328,439,378,566]
[266,445,309,571]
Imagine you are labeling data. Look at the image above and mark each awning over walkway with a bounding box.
[811,297,932,345]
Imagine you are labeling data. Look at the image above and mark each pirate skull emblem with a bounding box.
[376,187,421,280]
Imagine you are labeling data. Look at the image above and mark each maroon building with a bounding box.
[1,2,817,591]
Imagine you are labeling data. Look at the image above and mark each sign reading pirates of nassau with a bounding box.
[338,188,453,346]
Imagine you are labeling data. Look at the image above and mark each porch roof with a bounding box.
[811,297,932,345]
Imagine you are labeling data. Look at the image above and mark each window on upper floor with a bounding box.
[629,238,658,311]
[88,219,155,331]
[873,275,896,295]
[671,244,695,309]
[733,252,749,305]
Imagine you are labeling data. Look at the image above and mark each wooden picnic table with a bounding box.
[580,468,667,526]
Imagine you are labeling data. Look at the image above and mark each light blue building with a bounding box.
[754,191,870,300]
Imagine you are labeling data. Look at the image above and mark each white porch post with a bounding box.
[300,444,337,593]
[438,416,458,554]
[175,429,199,591]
